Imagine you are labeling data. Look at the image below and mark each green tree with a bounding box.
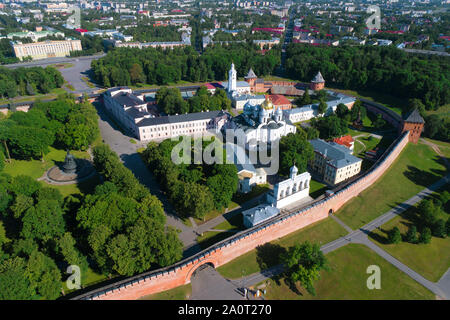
[388,226,402,244]
[281,241,328,296]
[419,227,432,244]
[21,200,66,243]
[279,132,314,176]
[26,250,61,300]
[0,257,35,299]
[405,225,417,244]
[10,194,34,218]
[335,103,349,119]
[300,88,311,105]
[58,232,88,282]
[318,100,327,115]
[432,219,446,238]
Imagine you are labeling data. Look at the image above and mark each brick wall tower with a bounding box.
[400,108,425,144]
[244,68,258,87]
[310,71,325,91]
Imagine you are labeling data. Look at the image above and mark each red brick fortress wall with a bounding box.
[73,130,410,300]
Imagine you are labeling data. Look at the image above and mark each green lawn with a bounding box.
[197,231,233,250]
[422,138,450,158]
[0,87,67,105]
[139,284,192,300]
[337,142,447,229]
[216,217,348,279]
[3,147,98,197]
[191,201,239,226]
[425,104,450,119]
[368,187,450,282]
[3,147,90,179]
[353,136,382,157]
[259,244,435,300]
[196,212,245,250]
[62,267,109,295]
[328,87,404,115]
[45,174,101,198]
[232,184,270,205]
[309,179,327,198]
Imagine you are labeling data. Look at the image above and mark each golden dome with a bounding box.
[261,98,273,110]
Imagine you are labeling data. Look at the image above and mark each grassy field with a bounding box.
[216,217,348,279]
[258,244,435,300]
[3,147,99,197]
[336,142,447,230]
[424,104,450,119]
[139,284,192,300]
[368,186,450,282]
[0,87,67,105]
[232,184,270,205]
[328,87,404,115]
[62,268,109,295]
[422,138,450,158]
[191,201,240,226]
[196,212,245,250]
[309,179,327,198]
[3,147,90,179]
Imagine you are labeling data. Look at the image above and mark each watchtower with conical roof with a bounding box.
[400,108,425,144]
[310,71,325,91]
[244,68,258,87]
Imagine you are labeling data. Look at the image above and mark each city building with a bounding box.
[7,30,64,42]
[103,87,229,141]
[228,143,267,193]
[267,94,292,110]
[267,165,312,209]
[309,139,362,186]
[225,97,296,150]
[242,204,280,228]
[284,92,355,123]
[221,62,251,95]
[332,135,355,152]
[12,39,82,60]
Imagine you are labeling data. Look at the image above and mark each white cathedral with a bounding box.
[224,96,296,150]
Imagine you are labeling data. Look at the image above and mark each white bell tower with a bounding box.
[228,62,237,93]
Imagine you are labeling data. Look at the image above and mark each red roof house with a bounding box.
[332,135,355,151]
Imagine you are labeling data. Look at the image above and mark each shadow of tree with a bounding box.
[403,165,446,189]
[283,277,302,296]
[255,243,286,271]
[368,228,390,245]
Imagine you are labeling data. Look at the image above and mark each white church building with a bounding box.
[267,165,312,209]
[220,62,251,95]
[224,96,296,150]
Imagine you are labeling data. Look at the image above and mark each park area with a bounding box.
[2,146,99,197]
[368,186,450,282]
[2,146,107,293]
[336,141,447,229]
[254,244,435,300]
[216,217,347,279]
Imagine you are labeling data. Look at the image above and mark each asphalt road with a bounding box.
[3,54,106,69]
[190,265,245,300]
[94,102,200,257]
[4,54,105,94]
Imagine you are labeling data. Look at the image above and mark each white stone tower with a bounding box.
[228,62,237,93]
